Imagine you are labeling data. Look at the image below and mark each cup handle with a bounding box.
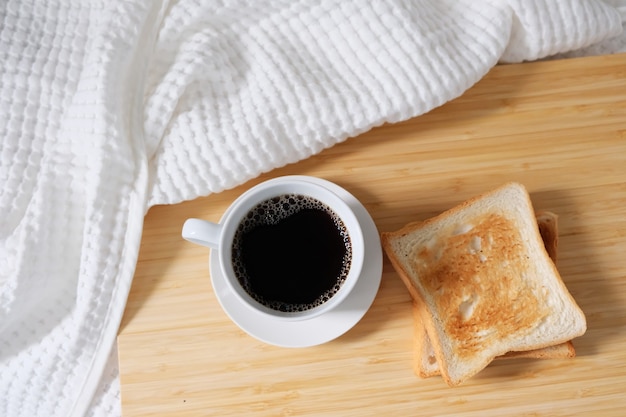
[182,218,223,249]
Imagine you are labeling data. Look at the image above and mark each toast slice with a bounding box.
[413,210,574,378]
[382,183,586,386]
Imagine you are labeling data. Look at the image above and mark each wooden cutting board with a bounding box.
[118,53,626,416]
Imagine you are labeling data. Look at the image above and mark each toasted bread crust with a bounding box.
[536,211,559,264]
[500,340,575,359]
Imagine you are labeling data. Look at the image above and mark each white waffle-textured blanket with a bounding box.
[1,1,625,416]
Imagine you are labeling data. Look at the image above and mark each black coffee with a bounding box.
[231,194,352,313]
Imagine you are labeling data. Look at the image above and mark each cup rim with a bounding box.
[216,176,365,321]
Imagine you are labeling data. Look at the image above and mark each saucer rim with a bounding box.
[208,175,383,348]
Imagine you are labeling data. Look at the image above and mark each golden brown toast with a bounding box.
[382,183,586,386]
[412,210,574,378]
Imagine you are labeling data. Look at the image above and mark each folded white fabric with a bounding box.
[0,1,624,416]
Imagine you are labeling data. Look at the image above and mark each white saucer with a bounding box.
[209,176,383,348]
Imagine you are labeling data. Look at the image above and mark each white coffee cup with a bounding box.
[182,176,365,322]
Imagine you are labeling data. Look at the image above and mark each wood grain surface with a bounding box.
[118,53,626,416]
